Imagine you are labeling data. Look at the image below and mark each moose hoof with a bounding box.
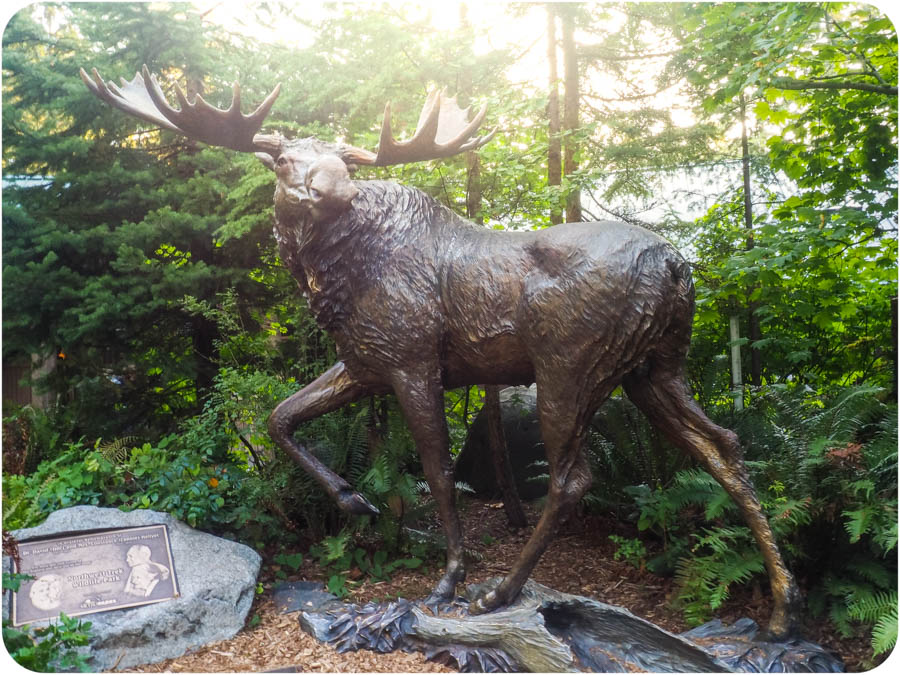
[760,586,804,641]
[423,591,451,611]
[337,489,380,516]
[424,576,459,607]
[468,589,501,615]
[760,611,802,642]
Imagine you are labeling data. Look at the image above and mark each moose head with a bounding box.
[82,66,802,639]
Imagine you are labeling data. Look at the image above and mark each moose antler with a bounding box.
[82,66,493,165]
[346,89,495,167]
[80,65,281,154]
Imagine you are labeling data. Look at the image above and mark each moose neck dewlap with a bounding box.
[272,181,451,333]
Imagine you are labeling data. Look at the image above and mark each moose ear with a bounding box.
[339,145,377,167]
[255,152,276,171]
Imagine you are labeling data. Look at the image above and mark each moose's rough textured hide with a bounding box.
[81,67,802,639]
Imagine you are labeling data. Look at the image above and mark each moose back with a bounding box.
[82,67,801,638]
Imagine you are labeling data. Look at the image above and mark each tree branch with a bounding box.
[824,8,890,86]
[577,45,679,61]
[583,80,679,102]
[769,76,897,96]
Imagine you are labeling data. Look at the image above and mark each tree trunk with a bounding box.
[466,152,483,223]
[191,314,217,396]
[484,386,528,529]
[546,5,563,225]
[891,296,898,400]
[561,7,581,223]
[740,93,762,386]
[730,315,744,411]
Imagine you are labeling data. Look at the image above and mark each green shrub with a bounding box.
[848,590,898,657]
[308,533,425,597]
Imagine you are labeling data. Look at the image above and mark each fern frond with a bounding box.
[844,507,875,543]
[816,385,885,442]
[847,559,894,590]
[703,488,736,520]
[873,505,898,554]
[321,532,350,562]
[848,590,898,623]
[97,436,139,464]
[694,526,751,555]
[722,552,766,586]
[769,497,812,532]
[865,411,898,487]
[829,602,854,638]
[670,469,722,509]
[4,474,54,529]
[455,481,475,494]
[362,453,393,493]
[871,606,898,656]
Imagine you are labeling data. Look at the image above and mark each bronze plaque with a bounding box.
[12,524,179,625]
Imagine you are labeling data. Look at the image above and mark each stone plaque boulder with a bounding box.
[3,506,261,670]
[455,385,549,499]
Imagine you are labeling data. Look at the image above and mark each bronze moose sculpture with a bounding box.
[82,66,801,638]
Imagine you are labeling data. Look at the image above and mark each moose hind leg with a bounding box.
[470,382,598,614]
[268,361,381,516]
[623,364,802,640]
[391,368,466,602]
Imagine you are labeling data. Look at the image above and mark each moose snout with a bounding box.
[274,183,313,220]
[281,184,310,206]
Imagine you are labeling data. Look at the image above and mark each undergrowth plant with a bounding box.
[620,385,897,657]
[608,534,648,569]
[583,393,691,514]
[2,572,93,672]
[308,532,426,598]
[1,362,400,550]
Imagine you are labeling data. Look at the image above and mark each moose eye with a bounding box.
[309,187,321,200]
[276,156,287,167]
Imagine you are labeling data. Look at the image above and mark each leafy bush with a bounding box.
[1,404,78,473]
[608,534,648,569]
[848,590,898,657]
[5,355,407,547]
[1,435,260,534]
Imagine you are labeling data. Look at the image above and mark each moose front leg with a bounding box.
[391,367,466,602]
[268,361,383,516]
[470,377,597,614]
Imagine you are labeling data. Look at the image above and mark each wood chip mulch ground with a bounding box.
[128,499,877,673]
